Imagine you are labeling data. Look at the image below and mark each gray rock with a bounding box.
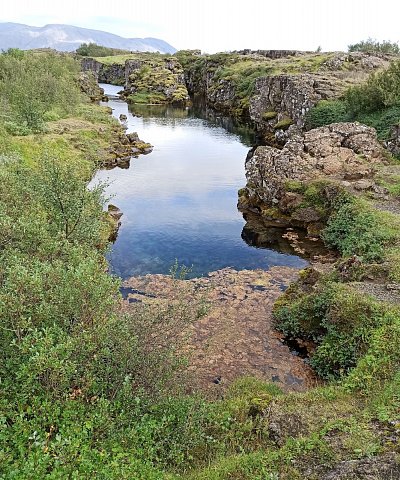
[318,453,400,479]
[239,122,386,229]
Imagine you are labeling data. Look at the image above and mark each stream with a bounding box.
[92,84,308,279]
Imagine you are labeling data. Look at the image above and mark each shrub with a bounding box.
[345,59,400,114]
[322,199,396,261]
[305,100,351,129]
[76,42,131,57]
[0,50,81,132]
[348,38,400,55]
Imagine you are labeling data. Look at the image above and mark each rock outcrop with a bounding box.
[78,71,107,101]
[123,56,190,105]
[238,122,387,235]
[121,267,318,393]
[81,57,125,85]
[249,74,343,142]
[180,50,391,140]
[105,130,153,169]
[105,204,123,242]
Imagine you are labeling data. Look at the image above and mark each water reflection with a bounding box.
[94,84,308,279]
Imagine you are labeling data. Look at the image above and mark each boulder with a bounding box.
[386,123,400,157]
[239,122,386,230]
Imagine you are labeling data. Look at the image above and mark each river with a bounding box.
[92,84,308,279]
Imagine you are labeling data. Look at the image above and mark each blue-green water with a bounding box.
[93,84,308,279]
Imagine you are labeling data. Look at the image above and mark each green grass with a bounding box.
[94,52,176,65]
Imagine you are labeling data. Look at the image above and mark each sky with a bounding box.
[0,0,399,53]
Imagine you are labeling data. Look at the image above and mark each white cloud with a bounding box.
[1,0,399,52]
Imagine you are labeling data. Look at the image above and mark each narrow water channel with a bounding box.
[93,84,308,279]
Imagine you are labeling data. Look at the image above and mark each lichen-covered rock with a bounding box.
[81,58,125,85]
[123,56,190,105]
[106,204,123,242]
[249,73,343,139]
[316,453,400,479]
[386,123,400,158]
[78,72,107,101]
[180,50,391,140]
[238,122,386,233]
[104,131,153,168]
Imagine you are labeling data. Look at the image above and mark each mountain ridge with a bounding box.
[0,22,177,53]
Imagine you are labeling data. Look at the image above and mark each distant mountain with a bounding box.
[0,22,177,54]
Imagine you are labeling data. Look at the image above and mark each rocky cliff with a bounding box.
[178,50,391,141]
[81,54,190,105]
[238,122,388,236]
[81,57,125,85]
[123,55,189,105]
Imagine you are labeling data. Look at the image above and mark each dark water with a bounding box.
[92,84,308,279]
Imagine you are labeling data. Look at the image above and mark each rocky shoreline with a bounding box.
[81,50,400,396]
[121,267,319,394]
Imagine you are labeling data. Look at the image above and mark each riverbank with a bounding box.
[1,49,399,479]
[121,267,318,394]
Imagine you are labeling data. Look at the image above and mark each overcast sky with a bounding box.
[0,0,398,53]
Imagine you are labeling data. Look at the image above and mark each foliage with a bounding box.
[1,45,400,480]
[322,198,397,261]
[348,38,400,55]
[345,59,400,114]
[274,278,397,380]
[0,49,81,133]
[305,100,351,129]
[306,58,400,143]
[76,42,131,57]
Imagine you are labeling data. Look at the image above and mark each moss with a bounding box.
[273,117,293,130]
[284,180,305,193]
[128,91,168,104]
[262,111,278,120]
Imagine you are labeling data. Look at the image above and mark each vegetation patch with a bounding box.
[306,59,400,145]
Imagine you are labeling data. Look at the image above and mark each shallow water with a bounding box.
[92,84,308,279]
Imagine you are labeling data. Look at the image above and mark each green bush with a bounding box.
[345,60,400,114]
[274,281,389,379]
[356,104,400,139]
[0,50,81,133]
[322,199,396,261]
[305,100,351,129]
[348,38,400,55]
[76,42,131,57]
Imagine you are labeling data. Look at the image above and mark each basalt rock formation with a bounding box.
[81,54,190,105]
[78,71,107,101]
[238,122,387,236]
[81,57,125,85]
[105,130,153,169]
[122,56,189,105]
[179,50,391,140]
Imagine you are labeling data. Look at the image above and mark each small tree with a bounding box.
[34,154,107,245]
[348,38,400,55]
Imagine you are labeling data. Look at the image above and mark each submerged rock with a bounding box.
[120,267,319,394]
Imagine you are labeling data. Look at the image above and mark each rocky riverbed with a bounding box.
[120,266,319,394]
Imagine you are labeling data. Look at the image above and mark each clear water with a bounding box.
[93,84,308,279]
